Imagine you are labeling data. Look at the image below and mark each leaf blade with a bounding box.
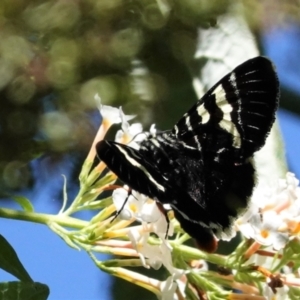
[0,235,33,282]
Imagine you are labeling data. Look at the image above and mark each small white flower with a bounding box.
[139,201,174,238]
[128,229,156,268]
[112,188,147,220]
[277,174,300,234]
[128,225,182,277]
[149,212,174,240]
[159,276,178,300]
[117,190,180,277]
[95,94,135,126]
[139,200,161,223]
[112,188,174,238]
[114,107,157,148]
[237,173,300,247]
[245,251,275,269]
[249,211,288,250]
[114,107,144,148]
[236,202,259,238]
[128,228,162,269]
[263,280,289,300]
[88,96,136,160]
[251,172,299,213]
[100,105,121,123]
[149,124,157,136]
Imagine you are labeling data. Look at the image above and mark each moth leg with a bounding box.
[156,202,170,239]
[111,188,133,222]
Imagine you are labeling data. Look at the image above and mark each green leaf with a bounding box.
[0,281,49,300]
[10,196,34,213]
[0,235,32,282]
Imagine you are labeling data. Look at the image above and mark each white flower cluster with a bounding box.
[234,173,300,299]
[113,188,183,297]
[97,100,182,299]
[237,173,300,250]
[96,97,300,299]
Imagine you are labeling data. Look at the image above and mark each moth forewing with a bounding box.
[96,56,279,252]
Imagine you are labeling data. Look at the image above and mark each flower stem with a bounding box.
[0,207,88,229]
[172,243,227,266]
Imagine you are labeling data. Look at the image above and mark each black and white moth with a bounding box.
[96,56,279,252]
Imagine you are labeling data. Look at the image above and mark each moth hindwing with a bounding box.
[96,56,279,252]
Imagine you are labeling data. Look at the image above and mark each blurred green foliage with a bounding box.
[0,0,297,196]
[0,0,230,191]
